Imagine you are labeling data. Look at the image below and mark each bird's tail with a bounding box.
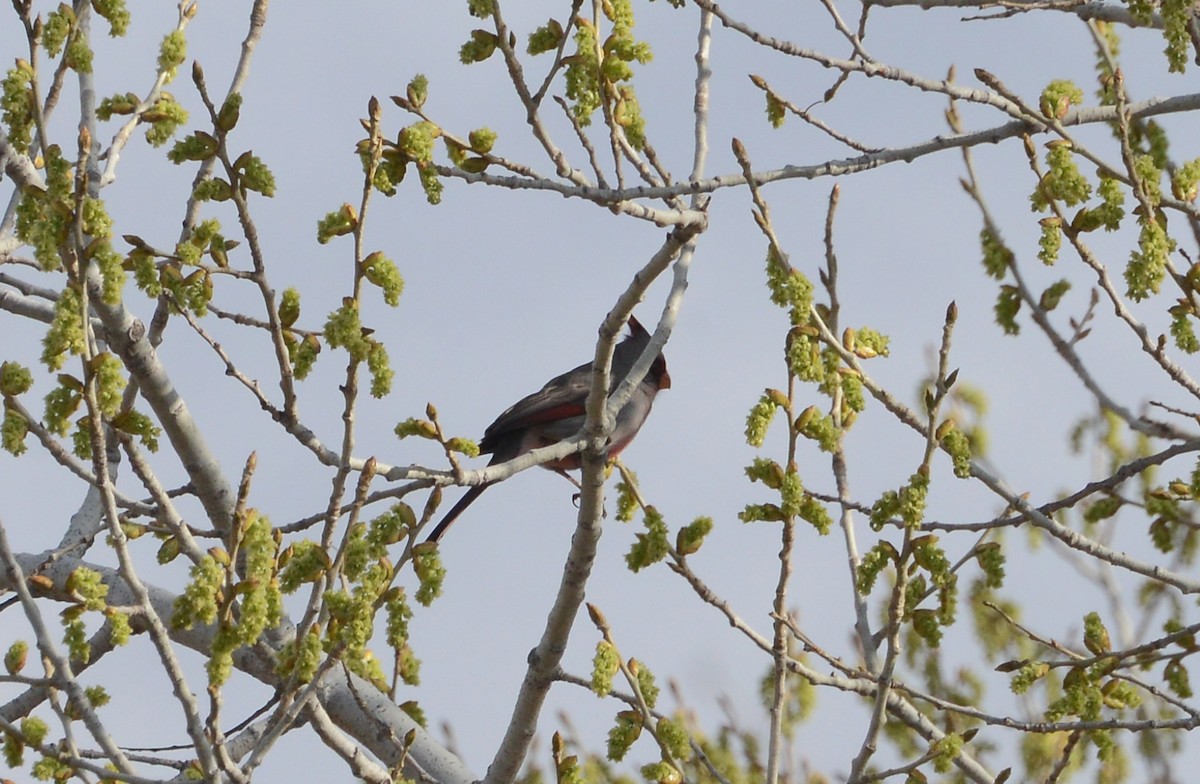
[425,482,492,543]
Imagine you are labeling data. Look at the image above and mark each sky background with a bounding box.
[2,1,1197,780]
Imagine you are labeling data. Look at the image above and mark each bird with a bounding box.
[425,315,670,543]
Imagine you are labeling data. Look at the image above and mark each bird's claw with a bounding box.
[570,492,608,518]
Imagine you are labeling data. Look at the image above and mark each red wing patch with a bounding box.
[510,401,586,427]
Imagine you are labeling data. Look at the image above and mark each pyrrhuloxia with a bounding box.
[426,315,670,543]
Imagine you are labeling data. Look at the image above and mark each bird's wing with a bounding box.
[478,360,593,453]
